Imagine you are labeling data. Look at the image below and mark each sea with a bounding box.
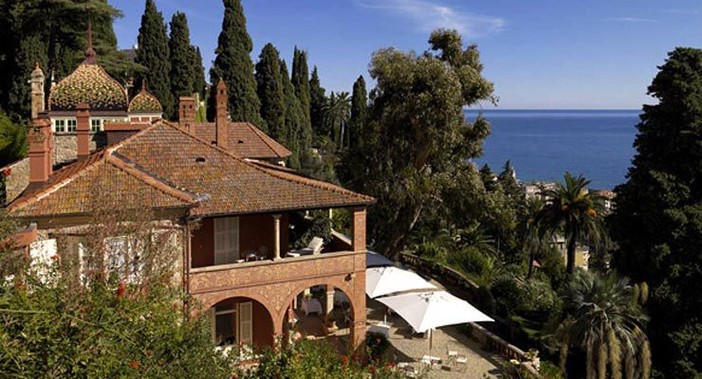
[465,109,640,190]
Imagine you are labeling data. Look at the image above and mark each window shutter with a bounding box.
[214,217,239,264]
[239,302,253,345]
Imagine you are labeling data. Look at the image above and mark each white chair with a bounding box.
[289,237,324,257]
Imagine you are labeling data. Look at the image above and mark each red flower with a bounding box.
[129,361,140,370]
[1,168,11,177]
[341,355,348,366]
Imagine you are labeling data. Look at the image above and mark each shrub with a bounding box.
[449,246,488,277]
[365,332,390,362]
[414,241,447,261]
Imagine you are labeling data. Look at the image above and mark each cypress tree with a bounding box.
[136,0,174,118]
[279,59,302,168]
[255,43,284,136]
[610,47,702,378]
[210,0,263,127]
[169,12,195,113]
[291,47,312,148]
[190,46,206,98]
[348,75,367,149]
[309,66,327,136]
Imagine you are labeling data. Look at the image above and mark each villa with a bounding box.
[2,33,374,349]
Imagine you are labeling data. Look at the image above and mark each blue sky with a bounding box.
[111,0,702,109]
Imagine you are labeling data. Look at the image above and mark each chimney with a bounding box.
[27,116,52,190]
[30,62,45,120]
[179,96,196,132]
[215,79,228,148]
[76,103,90,160]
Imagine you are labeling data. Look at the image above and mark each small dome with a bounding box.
[128,85,163,113]
[49,63,127,112]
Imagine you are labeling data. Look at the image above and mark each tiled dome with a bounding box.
[49,63,128,112]
[128,85,163,113]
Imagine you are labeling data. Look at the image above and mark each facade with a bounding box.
[5,34,374,350]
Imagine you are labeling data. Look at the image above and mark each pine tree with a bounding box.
[348,75,367,149]
[169,12,195,114]
[309,66,327,136]
[210,0,263,127]
[279,59,302,168]
[291,47,312,149]
[136,0,174,118]
[255,43,284,137]
[190,47,206,98]
[610,47,702,379]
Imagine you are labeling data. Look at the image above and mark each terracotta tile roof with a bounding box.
[8,150,197,218]
[116,122,373,216]
[49,63,128,111]
[8,121,373,219]
[189,122,292,159]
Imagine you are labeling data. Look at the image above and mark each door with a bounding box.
[238,301,253,345]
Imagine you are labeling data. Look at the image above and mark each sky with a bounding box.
[111,0,702,109]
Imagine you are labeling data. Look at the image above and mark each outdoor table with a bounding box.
[421,355,441,367]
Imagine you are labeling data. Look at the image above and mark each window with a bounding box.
[54,119,66,133]
[67,119,77,132]
[212,301,253,346]
[214,217,239,264]
[91,118,102,132]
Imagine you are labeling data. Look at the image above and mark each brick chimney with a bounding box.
[30,62,45,120]
[215,79,228,148]
[27,116,52,190]
[179,96,196,132]
[76,103,90,160]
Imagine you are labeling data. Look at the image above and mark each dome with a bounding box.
[49,63,128,112]
[128,84,163,113]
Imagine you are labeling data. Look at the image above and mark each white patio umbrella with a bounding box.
[365,267,436,299]
[376,290,493,348]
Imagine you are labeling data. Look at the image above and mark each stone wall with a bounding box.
[2,158,30,204]
[53,133,106,166]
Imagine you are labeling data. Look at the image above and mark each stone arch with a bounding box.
[278,276,356,324]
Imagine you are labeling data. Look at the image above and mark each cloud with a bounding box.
[604,17,658,23]
[358,0,505,38]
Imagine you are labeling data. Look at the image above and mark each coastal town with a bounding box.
[0,1,700,378]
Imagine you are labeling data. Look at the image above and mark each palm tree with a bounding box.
[523,197,548,277]
[551,271,651,379]
[539,172,604,274]
[323,91,351,147]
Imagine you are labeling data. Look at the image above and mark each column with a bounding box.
[326,287,335,321]
[273,214,281,260]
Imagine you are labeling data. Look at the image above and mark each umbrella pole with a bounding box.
[429,329,433,350]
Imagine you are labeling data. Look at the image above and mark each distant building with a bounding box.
[591,189,617,214]
[522,181,557,200]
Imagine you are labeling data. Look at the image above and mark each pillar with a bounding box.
[326,288,335,319]
[273,214,281,260]
[351,207,367,253]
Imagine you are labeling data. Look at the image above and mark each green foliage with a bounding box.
[348,75,368,149]
[339,29,494,258]
[279,59,302,168]
[365,332,391,362]
[190,47,206,98]
[210,0,263,127]
[238,339,402,379]
[290,211,333,249]
[255,43,284,136]
[309,66,328,137]
[610,47,702,378]
[136,0,174,118]
[539,172,604,274]
[547,271,650,379]
[0,111,26,167]
[168,12,200,118]
[291,47,313,150]
[325,91,352,149]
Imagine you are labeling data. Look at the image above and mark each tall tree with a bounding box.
[291,47,312,149]
[279,59,301,168]
[610,47,702,378]
[340,29,495,257]
[168,12,195,116]
[209,0,263,127]
[0,111,26,167]
[136,0,174,117]
[551,271,651,379]
[309,66,327,136]
[255,43,284,136]
[539,172,604,275]
[190,47,206,98]
[348,75,367,149]
[324,91,351,147]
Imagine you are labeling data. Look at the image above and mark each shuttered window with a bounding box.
[238,302,253,345]
[214,217,239,264]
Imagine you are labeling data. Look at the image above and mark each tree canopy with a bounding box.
[168,11,197,116]
[255,43,284,135]
[136,0,174,118]
[610,47,702,379]
[210,0,263,127]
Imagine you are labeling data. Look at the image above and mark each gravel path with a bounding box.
[368,300,507,379]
